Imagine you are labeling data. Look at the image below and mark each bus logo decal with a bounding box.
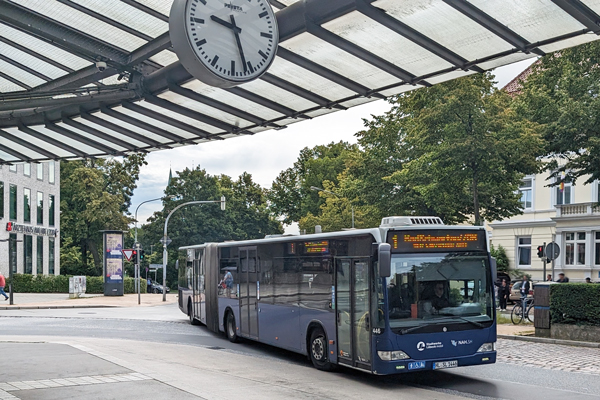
[417,341,425,351]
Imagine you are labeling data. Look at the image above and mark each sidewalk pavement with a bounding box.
[0,292,178,309]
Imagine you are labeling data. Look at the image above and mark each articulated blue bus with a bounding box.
[177,216,496,374]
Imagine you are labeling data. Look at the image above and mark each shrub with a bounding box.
[8,274,147,294]
[550,283,600,326]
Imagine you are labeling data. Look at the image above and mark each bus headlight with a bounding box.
[477,342,495,352]
[377,350,410,361]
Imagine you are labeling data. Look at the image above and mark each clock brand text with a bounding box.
[224,2,244,12]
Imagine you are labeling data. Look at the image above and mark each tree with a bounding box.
[490,244,509,273]
[60,154,147,275]
[383,73,542,225]
[268,141,359,224]
[516,42,600,186]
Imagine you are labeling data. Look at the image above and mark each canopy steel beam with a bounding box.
[551,0,600,34]
[442,0,546,56]
[45,122,119,155]
[0,35,75,73]
[168,83,278,127]
[270,0,287,10]
[120,101,211,139]
[261,73,347,110]
[0,141,31,162]
[61,117,138,152]
[127,32,171,66]
[30,65,118,93]
[120,0,169,22]
[80,111,164,148]
[0,128,59,159]
[100,105,187,142]
[224,86,309,119]
[0,70,30,90]
[18,123,87,157]
[0,88,138,112]
[0,54,51,82]
[57,0,154,42]
[145,95,252,135]
[356,1,484,73]
[276,47,384,99]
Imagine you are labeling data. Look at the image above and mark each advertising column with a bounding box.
[103,230,124,296]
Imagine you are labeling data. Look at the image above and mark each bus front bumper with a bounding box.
[372,351,496,375]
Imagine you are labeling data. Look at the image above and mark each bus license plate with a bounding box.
[433,360,458,370]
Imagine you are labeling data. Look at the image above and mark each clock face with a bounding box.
[171,0,278,87]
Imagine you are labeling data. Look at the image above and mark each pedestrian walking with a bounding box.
[0,273,8,301]
[498,279,510,311]
[546,274,552,282]
[556,273,569,283]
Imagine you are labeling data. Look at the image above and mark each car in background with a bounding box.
[509,280,535,303]
[150,281,170,294]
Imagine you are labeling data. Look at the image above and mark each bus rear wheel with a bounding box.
[309,328,335,371]
[226,311,239,343]
[188,300,200,325]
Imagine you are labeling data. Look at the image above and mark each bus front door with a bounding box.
[239,248,259,338]
[336,258,371,370]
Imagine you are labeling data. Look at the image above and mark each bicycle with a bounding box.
[511,297,534,324]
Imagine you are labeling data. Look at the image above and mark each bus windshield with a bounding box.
[386,253,493,332]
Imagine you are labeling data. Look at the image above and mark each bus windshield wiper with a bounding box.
[399,322,441,335]
[399,317,485,334]
[453,316,485,328]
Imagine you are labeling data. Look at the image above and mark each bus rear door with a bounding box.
[336,257,371,370]
[239,247,259,339]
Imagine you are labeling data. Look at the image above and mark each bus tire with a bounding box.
[188,299,200,325]
[309,328,335,371]
[226,311,239,343]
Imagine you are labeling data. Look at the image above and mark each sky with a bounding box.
[130,57,536,233]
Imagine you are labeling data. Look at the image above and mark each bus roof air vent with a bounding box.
[380,216,444,227]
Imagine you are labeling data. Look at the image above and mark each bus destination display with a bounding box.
[388,230,485,253]
[304,240,329,254]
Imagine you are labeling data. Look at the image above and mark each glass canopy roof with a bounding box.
[1,0,600,164]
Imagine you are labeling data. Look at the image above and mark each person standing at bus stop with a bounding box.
[498,279,509,311]
[520,275,530,305]
[0,273,8,301]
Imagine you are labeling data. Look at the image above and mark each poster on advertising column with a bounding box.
[103,231,124,296]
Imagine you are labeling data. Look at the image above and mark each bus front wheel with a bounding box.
[309,328,335,371]
[226,311,239,343]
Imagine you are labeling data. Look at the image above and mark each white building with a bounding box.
[0,162,60,277]
[489,172,600,282]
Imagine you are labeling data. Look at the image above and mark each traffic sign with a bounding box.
[546,242,560,261]
[159,236,172,246]
[122,249,134,261]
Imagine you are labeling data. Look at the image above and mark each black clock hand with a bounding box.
[230,15,247,72]
[210,15,241,34]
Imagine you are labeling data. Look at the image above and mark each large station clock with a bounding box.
[170,0,279,88]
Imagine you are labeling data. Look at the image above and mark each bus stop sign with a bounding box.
[546,242,560,261]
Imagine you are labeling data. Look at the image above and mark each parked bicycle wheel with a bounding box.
[511,302,524,324]
[525,303,534,323]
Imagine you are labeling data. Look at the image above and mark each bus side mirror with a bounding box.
[490,257,497,281]
[175,260,179,270]
[378,243,391,278]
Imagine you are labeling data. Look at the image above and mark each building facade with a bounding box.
[489,172,600,282]
[0,162,60,277]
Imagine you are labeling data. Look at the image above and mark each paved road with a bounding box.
[1,303,599,399]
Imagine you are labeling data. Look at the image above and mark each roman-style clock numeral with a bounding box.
[259,11,268,18]
[190,17,204,24]
[258,50,268,60]
[196,38,207,47]
[211,55,219,67]
[231,60,236,75]
[261,32,272,39]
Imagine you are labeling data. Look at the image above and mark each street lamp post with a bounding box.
[310,186,354,229]
[161,196,226,301]
[134,195,174,304]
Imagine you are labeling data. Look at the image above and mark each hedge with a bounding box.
[7,274,147,294]
[550,283,600,326]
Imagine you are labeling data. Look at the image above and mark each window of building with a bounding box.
[517,236,531,266]
[49,237,55,275]
[9,184,17,220]
[23,188,31,223]
[49,161,55,184]
[37,192,43,224]
[24,163,30,176]
[595,232,600,266]
[555,176,573,205]
[49,195,55,227]
[37,163,43,180]
[0,181,4,219]
[24,235,32,274]
[37,236,43,275]
[9,164,16,172]
[565,232,586,265]
[519,178,533,209]
[9,234,17,273]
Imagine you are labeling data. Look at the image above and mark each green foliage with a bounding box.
[381,73,542,225]
[8,274,145,294]
[60,154,147,274]
[550,283,600,326]
[516,41,600,185]
[268,141,359,225]
[490,244,509,273]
